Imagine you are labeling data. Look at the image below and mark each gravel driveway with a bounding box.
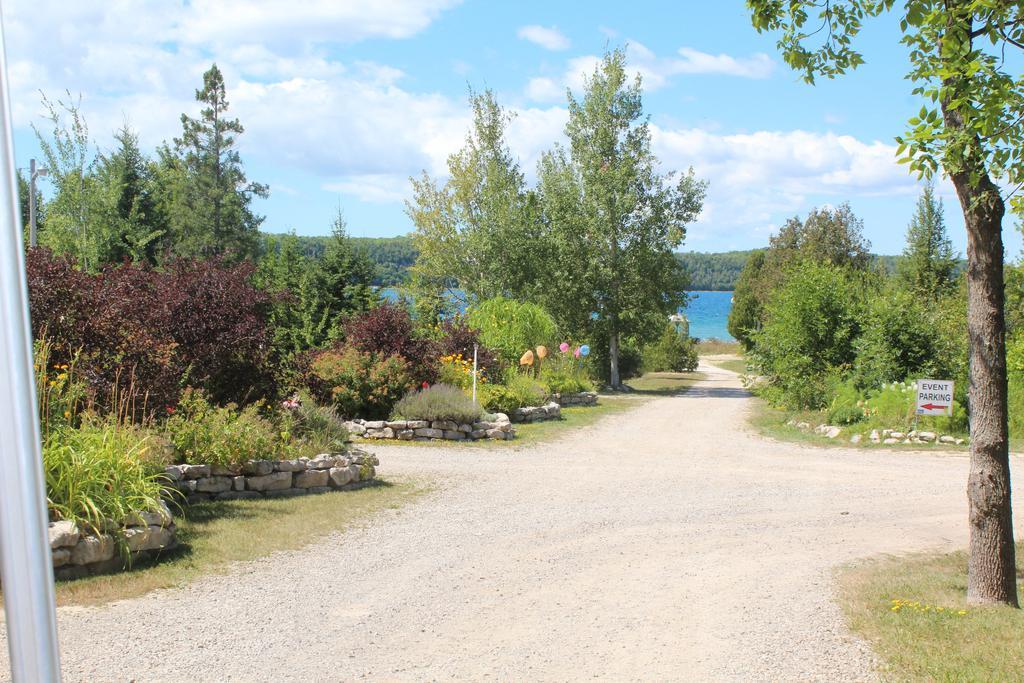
[2,362,1021,682]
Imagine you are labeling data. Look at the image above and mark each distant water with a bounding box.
[380,287,735,342]
[682,291,734,342]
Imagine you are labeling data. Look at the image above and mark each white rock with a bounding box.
[123,525,175,552]
[939,435,956,444]
[882,438,899,445]
[242,460,274,476]
[246,471,292,491]
[70,534,115,565]
[918,431,937,442]
[329,466,353,487]
[890,432,906,440]
[195,476,233,493]
[869,429,881,442]
[48,520,80,549]
[823,426,842,439]
[294,469,329,488]
[850,434,862,444]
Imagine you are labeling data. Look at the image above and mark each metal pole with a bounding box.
[28,157,35,247]
[0,9,64,682]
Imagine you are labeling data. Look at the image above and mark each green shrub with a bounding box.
[642,325,699,373]
[540,347,595,394]
[479,373,546,413]
[751,260,865,409]
[44,420,167,534]
[392,384,483,423]
[466,297,558,365]
[861,380,967,433]
[853,287,945,390]
[286,394,349,453]
[165,389,295,466]
[308,346,412,419]
[827,382,866,425]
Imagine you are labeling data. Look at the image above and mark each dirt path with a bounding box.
[3,363,1021,682]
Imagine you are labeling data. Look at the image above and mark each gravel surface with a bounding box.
[2,362,1021,682]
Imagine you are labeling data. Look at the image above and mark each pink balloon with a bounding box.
[574,347,581,358]
[559,342,569,353]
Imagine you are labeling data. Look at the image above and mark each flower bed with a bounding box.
[49,502,177,580]
[164,451,379,505]
[346,415,515,441]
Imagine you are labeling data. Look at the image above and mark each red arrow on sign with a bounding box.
[921,403,948,410]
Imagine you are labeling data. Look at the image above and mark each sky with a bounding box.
[2,0,1020,256]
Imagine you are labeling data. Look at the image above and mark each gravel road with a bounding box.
[2,362,1021,682]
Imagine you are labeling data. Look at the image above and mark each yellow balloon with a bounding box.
[536,345,548,359]
[520,350,535,366]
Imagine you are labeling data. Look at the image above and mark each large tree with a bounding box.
[898,180,958,296]
[407,88,543,306]
[167,64,268,259]
[538,49,706,387]
[748,0,1020,606]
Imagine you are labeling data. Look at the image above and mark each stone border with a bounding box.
[789,420,967,446]
[345,415,514,441]
[164,450,379,505]
[49,501,177,580]
[550,391,599,407]
[510,402,561,424]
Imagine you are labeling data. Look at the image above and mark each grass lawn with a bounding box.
[47,479,428,607]
[623,371,706,396]
[696,339,741,355]
[839,544,1024,681]
[707,357,747,374]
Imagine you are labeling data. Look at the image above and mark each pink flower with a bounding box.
[422,381,430,389]
[559,342,569,353]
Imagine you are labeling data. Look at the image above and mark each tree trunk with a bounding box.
[940,8,1018,608]
[953,175,1019,606]
[609,326,621,389]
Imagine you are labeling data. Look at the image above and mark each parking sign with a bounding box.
[916,379,954,416]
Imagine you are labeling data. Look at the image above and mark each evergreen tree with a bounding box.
[898,181,957,296]
[168,64,268,259]
[94,125,165,263]
[318,208,378,328]
[257,232,331,361]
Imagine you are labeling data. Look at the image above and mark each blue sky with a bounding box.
[3,0,1019,256]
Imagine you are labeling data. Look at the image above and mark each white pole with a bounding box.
[0,9,64,682]
[472,343,478,404]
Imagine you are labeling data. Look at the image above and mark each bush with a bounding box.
[165,389,295,467]
[540,345,595,395]
[308,346,412,419]
[343,303,437,383]
[479,373,546,413]
[827,382,866,425]
[751,260,865,409]
[466,297,558,365]
[44,420,167,534]
[852,287,942,390]
[26,248,273,414]
[436,317,503,376]
[643,325,699,373]
[284,394,349,453]
[437,353,479,389]
[392,384,483,423]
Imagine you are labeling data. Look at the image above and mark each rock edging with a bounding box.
[164,450,379,505]
[787,420,968,446]
[49,501,177,580]
[345,415,515,441]
[550,391,599,408]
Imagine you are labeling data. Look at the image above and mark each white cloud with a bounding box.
[527,41,775,102]
[517,25,571,51]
